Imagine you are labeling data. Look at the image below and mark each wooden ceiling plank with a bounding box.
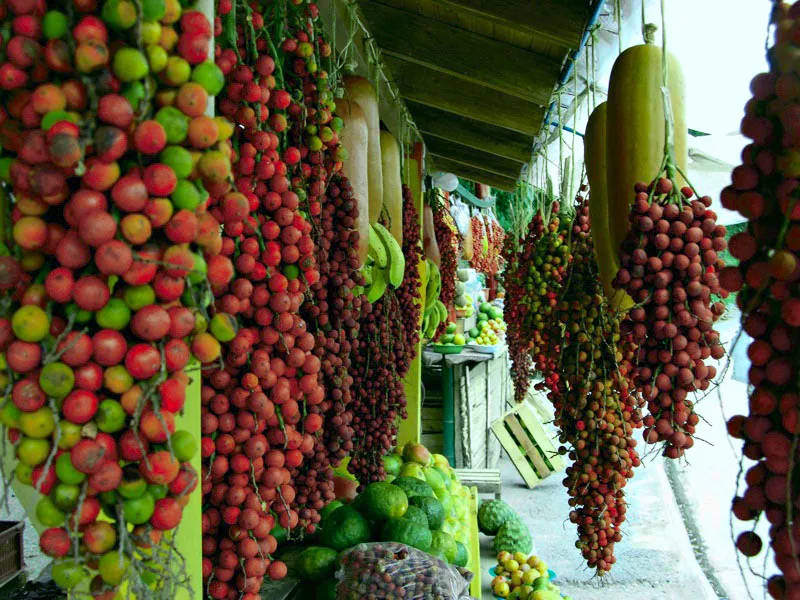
[430,155,519,192]
[425,0,590,48]
[424,136,523,178]
[406,101,532,164]
[383,56,545,135]
[359,0,559,104]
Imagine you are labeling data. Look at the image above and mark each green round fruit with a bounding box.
[113,48,149,82]
[122,492,155,525]
[357,482,408,521]
[39,362,74,399]
[65,303,92,324]
[95,399,126,433]
[36,496,66,527]
[209,313,238,342]
[123,284,156,310]
[55,453,86,485]
[41,111,78,131]
[42,10,69,38]
[52,483,81,511]
[191,62,225,95]
[172,179,201,210]
[98,551,129,586]
[95,298,131,330]
[170,430,197,462]
[160,146,194,179]
[52,559,86,589]
[188,253,207,285]
[155,106,189,144]
[141,0,166,20]
[17,437,50,466]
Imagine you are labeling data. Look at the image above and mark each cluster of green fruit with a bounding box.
[436,322,465,346]
[491,552,570,600]
[467,303,506,346]
[288,443,473,598]
[477,499,532,555]
[421,258,448,340]
[363,222,406,303]
[454,269,473,316]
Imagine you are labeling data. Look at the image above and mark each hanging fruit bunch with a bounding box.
[470,214,490,273]
[200,2,348,596]
[0,0,232,596]
[396,183,423,349]
[546,195,643,575]
[719,4,800,597]
[431,191,458,336]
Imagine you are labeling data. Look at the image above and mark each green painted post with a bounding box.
[441,363,455,466]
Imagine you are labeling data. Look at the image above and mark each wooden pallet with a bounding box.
[491,402,565,489]
[455,468,502,500]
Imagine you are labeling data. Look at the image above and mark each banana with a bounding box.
[368,225,388,268]
[366,267,388,303]
[424,305,441,338]
[373,222,405,288]
[362,264,373,287]
[435,300,447,324]
[425,260,440,311]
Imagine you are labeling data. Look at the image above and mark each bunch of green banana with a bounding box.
[422,299,448,339]
[424,259,441,311]
[364,223,406,303]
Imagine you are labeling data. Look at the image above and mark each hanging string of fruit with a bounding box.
[610,5,727,459]
[546,195,643,575]
[470,213,489,273]
[0,0,233,596]
[431,191,457,337]
[397,183,423,349]
[718,4,800,597]
[201,2,344,596]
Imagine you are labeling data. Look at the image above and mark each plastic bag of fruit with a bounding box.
[334,542,477,599]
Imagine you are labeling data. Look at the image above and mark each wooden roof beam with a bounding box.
[359,0,560,104]
[423,135,524,178]
[383,56,545,135]
[406,101,533,164]
[430,155,519,192]
[427,0,591,48]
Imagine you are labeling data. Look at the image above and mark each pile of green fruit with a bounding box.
[436,322,466,346]
[289,442,474,597]
[464,303,507,346]
[454,269,473,317]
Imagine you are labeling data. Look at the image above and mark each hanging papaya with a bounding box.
[379,131,403,245]
[344,76,383,225]
[606,38,688,257]
[585,102,633,310]
[337,99,370,265]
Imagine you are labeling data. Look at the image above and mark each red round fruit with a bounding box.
[125,344,161,380]
[62,389,99,424]
[92,329,128,366]
[72,275,109,311]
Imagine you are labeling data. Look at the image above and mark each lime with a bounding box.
[52,560,86,589]
[188,252,207,284]
[56,453,86,485]
[102,0,137,29]
[65,303,92,324]
[171,179,201,210]
[19,408,56,439]
[147,45,168,73]
[123,284,156,310]
[160,145,194,179]
[191,62,225,96]
[96,399,126,433]
[42,11,69,39]
[142,21,162,45]
[155,106,188,144]
[12,305,49,342]
[52,483,81,511]
[39,362,75,399]
[95,298,131,330]
[103,364,133,394]
[41,110,78,131]
[170,430,197,462]
[142,0,166,20]
[113,48,149,82]
[209,313,237,343]
[122,492,155,525]
[36,496,66,527]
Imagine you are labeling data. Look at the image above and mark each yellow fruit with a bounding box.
[505,560,519,572]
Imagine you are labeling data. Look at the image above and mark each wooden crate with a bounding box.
[455,468,502,500]
[491,402,565,489]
